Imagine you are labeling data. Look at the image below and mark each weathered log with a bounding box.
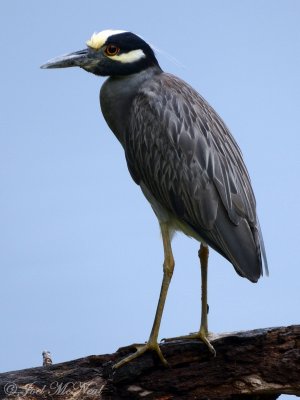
[0,325,299,399]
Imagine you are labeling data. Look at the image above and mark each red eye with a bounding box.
[105,44,120,56]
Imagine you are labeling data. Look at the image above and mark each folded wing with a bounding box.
[125,73,268,282]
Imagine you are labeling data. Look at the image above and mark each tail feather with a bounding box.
[257,221,269,276]
[212,205,265,283]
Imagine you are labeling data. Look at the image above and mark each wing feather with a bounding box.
[125,73,267,281]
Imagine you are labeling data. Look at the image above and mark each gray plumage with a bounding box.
[101,68,267,283]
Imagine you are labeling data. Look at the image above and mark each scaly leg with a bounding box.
[197,244,215,354]
[163,243,216,356]
[113,222,174,369]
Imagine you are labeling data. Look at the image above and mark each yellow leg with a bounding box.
[113,222,174,369]
[163,243,216,356]
[197,244,215,355]
[199,244,208,333]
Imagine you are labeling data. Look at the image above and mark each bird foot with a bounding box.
[113,340,168,369]
[162,329,216,357]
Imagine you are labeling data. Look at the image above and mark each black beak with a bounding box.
[40,48,90,69]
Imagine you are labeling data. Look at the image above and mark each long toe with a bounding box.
[162,331,216,357]
[113,341,168,369]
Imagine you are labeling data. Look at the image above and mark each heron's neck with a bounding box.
[100,66,162,146]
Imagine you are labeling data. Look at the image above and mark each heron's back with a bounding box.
[123,72,268,282]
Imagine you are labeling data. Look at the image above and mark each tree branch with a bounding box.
[0,325,299,399]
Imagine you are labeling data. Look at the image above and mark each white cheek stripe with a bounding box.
[108,49,145,64]
[86,29,126,50]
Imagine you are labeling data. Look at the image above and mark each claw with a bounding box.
[162,330,216,357]
[113,341,168,369]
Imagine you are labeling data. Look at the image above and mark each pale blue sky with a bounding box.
[1,2,299,398]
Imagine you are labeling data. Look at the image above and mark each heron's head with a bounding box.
[41,29,160,76]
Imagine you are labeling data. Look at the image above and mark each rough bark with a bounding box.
[0,325,299,400]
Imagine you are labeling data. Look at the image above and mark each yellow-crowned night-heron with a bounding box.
[41,29,268,368]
